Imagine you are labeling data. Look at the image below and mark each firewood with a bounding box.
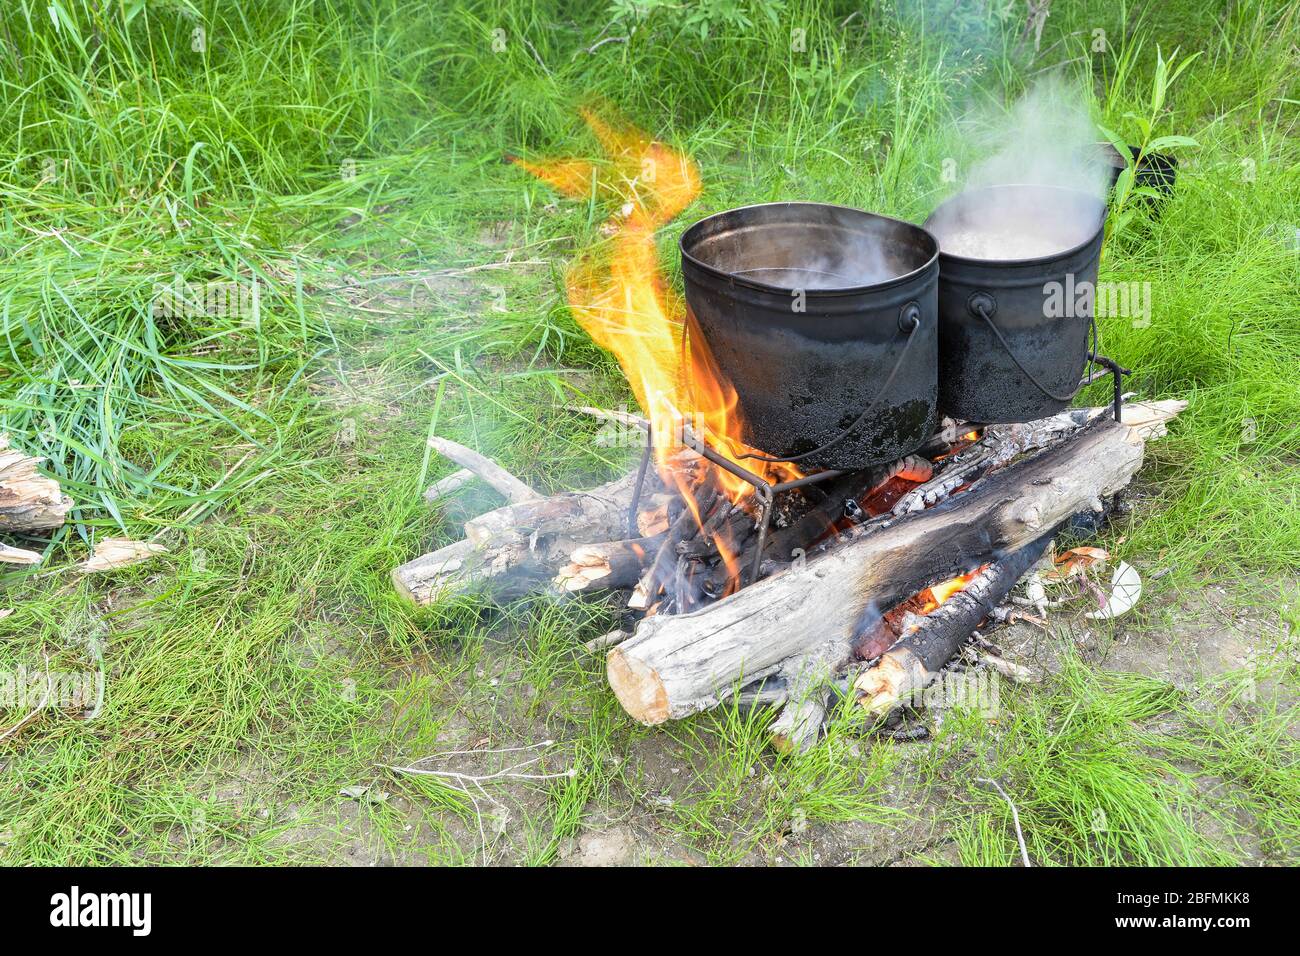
[554,534,666,593]
[853,533,1052,715]
[0,434,73,536]
[628,504,699,610]
[462,470,640,546]
[393,471,642,604]
[635,495,673,536]
[606,412,1174,725]
[426,436,540,505]
[768,636,854,754]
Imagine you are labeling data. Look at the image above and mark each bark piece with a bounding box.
[0,542,42,565]
[80,537,168,573]
[0,434,73,534]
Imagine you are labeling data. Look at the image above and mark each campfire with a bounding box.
[394,112,1187,752]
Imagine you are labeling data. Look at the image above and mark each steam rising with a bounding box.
[927,75,1109,260]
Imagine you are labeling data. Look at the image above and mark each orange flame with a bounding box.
[513,110,797,587]
[918,566,989,615]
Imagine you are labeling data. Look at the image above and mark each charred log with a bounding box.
[853,532,1054,715]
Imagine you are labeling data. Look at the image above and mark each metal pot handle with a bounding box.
[737,301,923,465]
[967,292,1087,404]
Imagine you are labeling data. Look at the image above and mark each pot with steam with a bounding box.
[924,184,1107,424]
[679,202,939,471]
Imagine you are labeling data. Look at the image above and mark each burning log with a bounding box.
[605,412,1167,725]
[628,482,717,611]
[853,533,1054,715]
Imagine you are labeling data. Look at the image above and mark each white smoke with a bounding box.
[927,74,1110,259]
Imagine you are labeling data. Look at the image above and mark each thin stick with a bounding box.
[427,436,539,504]
[976,777,1033,867]
[584,35,628,53]
[423,468,475,503]
[565,404,649,430]
[405,740,555,762]
[585,630,629,653]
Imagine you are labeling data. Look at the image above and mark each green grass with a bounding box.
[0,0,1296,864]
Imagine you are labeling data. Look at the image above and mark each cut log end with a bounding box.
[854,648,928,715]
[607,647,670,725]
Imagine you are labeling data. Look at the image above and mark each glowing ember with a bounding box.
[513,109,800,588]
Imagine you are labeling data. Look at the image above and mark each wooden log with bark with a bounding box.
[393,469,644,603]
[554,534,667,593]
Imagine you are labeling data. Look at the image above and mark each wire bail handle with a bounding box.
[968,290,1087,404]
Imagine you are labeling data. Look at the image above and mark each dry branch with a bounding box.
[426,436,540,505]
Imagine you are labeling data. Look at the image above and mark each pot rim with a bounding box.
[925,184,1107,268]
[679,201,940,298]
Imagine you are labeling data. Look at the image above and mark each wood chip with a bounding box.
[79,537,169,573]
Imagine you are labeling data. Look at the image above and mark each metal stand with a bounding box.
[1087,352,1131,423]
[623,351,1131,585]
[625,422,844,585]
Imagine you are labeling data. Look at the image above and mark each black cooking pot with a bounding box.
[679,202,939,471]
[924,185,1106,424]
